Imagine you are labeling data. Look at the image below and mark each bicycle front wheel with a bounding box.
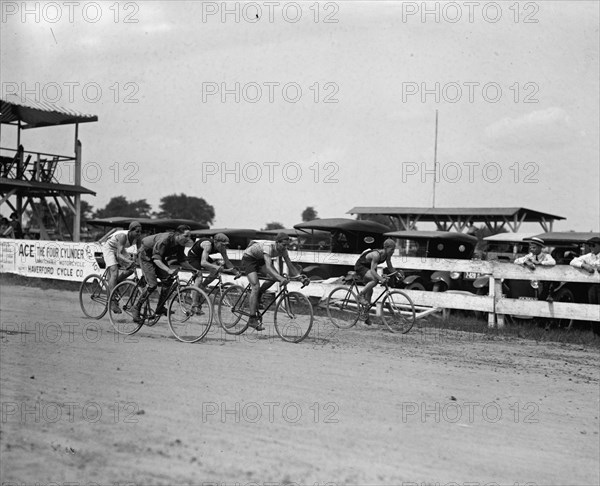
[168,287,213,343]
[109,280,143,335]
[274,291,314,343]
[381,290,416,334]
[326,286,361,329]
[218,285,250,335]
[79,274,108,319]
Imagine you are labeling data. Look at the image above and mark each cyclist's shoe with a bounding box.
[132,304,143,324]
[110,302,122,314]
[364,317,372,326]
[156,306,168,317]
[190,305,204,315]
[247,317,265,331]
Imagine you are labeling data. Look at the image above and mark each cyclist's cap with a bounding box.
[276,232,291,242]
[128,221,142,231]
[383,238,396,248]
[524,237,545,247]
[586,236,600,245]
[214,233,230,245]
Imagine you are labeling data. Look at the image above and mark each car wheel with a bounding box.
[548,287,575,329]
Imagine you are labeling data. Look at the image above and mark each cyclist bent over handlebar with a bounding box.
[133,225,197,323]
[354,239,402,324]
[241,232,305,331]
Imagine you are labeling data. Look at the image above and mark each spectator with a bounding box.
[9,212,23,239]
[514,237,556,270]
[1,217,15,238]
[570,236,600,306]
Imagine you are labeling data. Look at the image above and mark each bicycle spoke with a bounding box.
[381,291,416,334]
[218,285,250,335]
[326,286,360,329]
[274,291,313,343]
[109,281,143,335]
[168,287,213,343]
[79,274,108,319]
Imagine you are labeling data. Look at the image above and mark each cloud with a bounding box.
[484,107,578,149]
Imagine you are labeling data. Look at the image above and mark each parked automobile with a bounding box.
[384,230,478,291]
[256,228,331,252]
[480,232,538,263]
[293,218,391,279]
[189,228,258,251]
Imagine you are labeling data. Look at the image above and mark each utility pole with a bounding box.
[432,109,439,208]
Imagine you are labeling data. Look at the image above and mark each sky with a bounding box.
[1,0,599,232]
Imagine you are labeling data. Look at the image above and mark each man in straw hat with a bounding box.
[514,236,556,270]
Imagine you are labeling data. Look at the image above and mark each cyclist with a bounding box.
[241,232,303,331]
[132,224,196,323]
[355,238,400,324]
[188,232,239,287]
[102,221,142,314]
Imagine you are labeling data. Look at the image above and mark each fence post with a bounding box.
[494,277,505,328]
[487,275,496,328]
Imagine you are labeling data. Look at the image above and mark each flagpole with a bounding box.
[432,110,439,208]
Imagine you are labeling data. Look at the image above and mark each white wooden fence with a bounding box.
[224,250,600,328]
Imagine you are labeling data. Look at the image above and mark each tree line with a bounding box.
[22,196,321,234]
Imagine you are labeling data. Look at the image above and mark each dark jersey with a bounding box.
[140,232,186,264]
[355,249,385,270]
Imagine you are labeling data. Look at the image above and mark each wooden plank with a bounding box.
[496,299,600,321]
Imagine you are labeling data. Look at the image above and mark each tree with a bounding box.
[158,193,214,225]
[263,222,284,230]
[80,200,94,221]
[302,206,318,222]
[94,196,152,218]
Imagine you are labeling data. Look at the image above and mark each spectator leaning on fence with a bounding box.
[514,237,556,270]
[569,236,600,306]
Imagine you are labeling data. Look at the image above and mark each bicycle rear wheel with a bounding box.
[274,291,314,343]
[79,274,108,319]
[168,287,213,343]
[109,280,143,335]
[326,286,361,329]
[217,285,250,335]
[381,290,416,334]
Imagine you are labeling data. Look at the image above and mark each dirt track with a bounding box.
[1,283,599,485]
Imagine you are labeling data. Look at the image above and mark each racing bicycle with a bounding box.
[325,271,416,333]
[108,269,213,343]
[217,274,314,343]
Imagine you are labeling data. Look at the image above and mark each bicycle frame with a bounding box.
[198,269,234,301]
[231,276,307,320]
[348,274,397,312]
